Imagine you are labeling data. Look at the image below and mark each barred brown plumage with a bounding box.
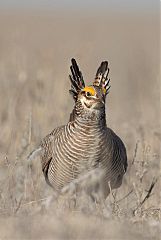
[38,58,127,199]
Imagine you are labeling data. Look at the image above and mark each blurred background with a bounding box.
[0,1,160,238]
[0,0,160,155]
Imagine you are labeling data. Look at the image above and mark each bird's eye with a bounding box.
[86,91,92,97]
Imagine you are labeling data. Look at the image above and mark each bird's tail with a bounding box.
[27,146,42,161]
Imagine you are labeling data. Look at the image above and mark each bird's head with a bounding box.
[69,58,110,113]
[78,85,105,110]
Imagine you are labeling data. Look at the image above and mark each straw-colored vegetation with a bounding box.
[0,10,160,239]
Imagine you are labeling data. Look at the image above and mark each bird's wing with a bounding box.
[40,126,64,186]
[106,128,128,187]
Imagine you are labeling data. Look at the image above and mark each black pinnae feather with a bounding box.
[69,75,80,90]
[69,58,85,101]
[71,58,80,79]
[71,58,85,87]
[96,61,108,77]
[94,61,109,89]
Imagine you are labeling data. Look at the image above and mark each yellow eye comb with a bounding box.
[83,86,96,96]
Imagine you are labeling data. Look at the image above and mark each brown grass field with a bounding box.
[0,8,160,239]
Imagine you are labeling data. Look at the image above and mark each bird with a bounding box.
[29,58,127,200]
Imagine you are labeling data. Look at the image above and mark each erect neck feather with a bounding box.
[69,100,106,127]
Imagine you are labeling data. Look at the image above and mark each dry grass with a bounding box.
[0,9,160,239]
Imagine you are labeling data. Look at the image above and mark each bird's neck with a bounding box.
[69,100,106,129]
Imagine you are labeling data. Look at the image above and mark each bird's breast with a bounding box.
[48,123,108,190]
